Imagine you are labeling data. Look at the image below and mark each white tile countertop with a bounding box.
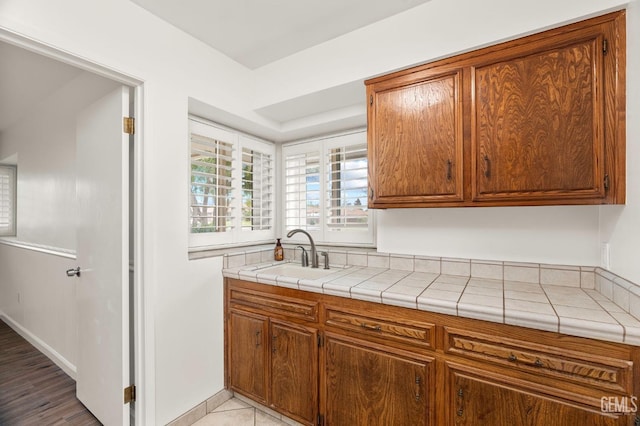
[222,250,640,347]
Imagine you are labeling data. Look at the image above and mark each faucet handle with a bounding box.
[296,245,309,267]
[320,252,330,270]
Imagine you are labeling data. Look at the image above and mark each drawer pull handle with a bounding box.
[508,353,518,362]
[484,155,491,178]
[534,359,543,367]
[361,323,382,332]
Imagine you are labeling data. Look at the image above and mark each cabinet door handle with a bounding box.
[414,376,421,401]
[534,359,543,367]
[360,323,382,332]
[484,155,491,178]
[508,353,518,362]
[446,159,452,181]
[255,331,261,347]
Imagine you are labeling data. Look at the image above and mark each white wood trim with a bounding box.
[0,238,76,259]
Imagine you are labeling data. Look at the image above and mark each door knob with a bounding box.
[66,267,81,277]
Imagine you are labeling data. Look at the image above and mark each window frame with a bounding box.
[188,118,275,249]
[0,164,17,237]
[282,130,374,246]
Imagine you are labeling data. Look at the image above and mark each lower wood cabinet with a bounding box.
[225,279,640,425]
[228,309,318,425]
[448,362,628,426]
[270,320,318,424]
[324,333,434,426]
[228,310,268,404]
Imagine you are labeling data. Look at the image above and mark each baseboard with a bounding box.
[0,310,77,379]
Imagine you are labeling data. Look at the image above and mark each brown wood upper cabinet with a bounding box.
[366,11,626,208]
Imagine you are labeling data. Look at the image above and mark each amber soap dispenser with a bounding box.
[274,238,284,261]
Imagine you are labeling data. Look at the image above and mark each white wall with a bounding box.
[377,206,601,265]
[1,72,119,250]
[0,245,79,376]
[1,0,638,424]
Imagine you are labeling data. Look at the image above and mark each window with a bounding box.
[241,147,273,231]
[327,143,368,231]
[284,149,321,232]
[189,118,274,248]
[283,131,373,245]
[0,165,17,237]
[190,129,234,234]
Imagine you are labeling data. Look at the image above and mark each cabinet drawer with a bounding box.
[325,306,435,350]
[444,327,633,394]
[229,287,318,322]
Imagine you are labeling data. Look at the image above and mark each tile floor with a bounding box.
[193,398,292,426]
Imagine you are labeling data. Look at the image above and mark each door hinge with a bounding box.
[124,384,136,404]
[369,94,373,106]
[603,38,608,55]
[317,414,324,426]
[604,174,610,191]
[123,117,135,135]
[317,335,324,347]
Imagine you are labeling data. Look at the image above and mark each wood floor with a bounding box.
[0,319,101,425]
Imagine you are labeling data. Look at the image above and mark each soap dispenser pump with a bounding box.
[274,238,284,261]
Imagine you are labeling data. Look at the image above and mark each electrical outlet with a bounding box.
[601,243,611,270]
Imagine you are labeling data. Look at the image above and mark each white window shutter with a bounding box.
[282,131,374,246]
[0,165,17,237]
[190,131,235,234]
[326,142,368,231]
[284,145,321,233]
[188,118,275,248]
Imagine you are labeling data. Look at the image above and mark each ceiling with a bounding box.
[1,1,432,141]
[130,0,431,69]
[0,42,82,131]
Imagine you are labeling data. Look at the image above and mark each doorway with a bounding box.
[0,35,144,425]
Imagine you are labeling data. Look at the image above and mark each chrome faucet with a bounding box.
[286,229,318,268]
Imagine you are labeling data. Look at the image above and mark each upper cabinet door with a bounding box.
[472,32,605,202]
[367,68,465,207]
[365,11,625,208]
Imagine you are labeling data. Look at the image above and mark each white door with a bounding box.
[74,86,131,426]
